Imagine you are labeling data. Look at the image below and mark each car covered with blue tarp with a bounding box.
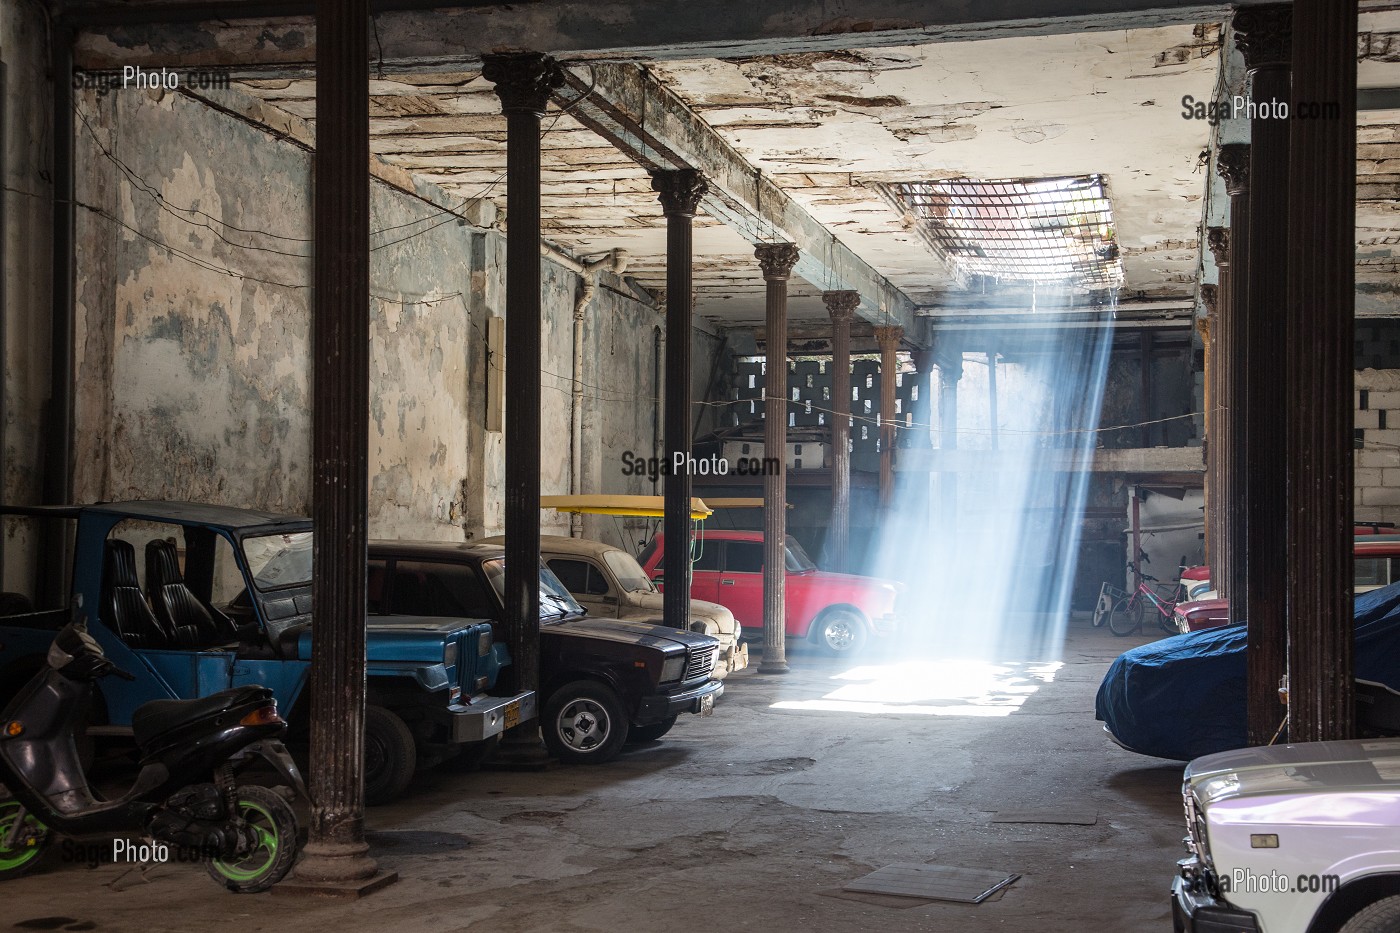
[1095,581,1400,760]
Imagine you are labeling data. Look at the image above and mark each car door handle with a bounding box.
[720,579,735,586]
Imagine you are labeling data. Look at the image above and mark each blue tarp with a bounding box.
[1094,581,1400,760]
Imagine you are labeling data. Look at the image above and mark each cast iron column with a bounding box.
[1286,0,1356,742]
[1207,226,1232,599]
[757,243,799,674]
[1198,287,1218,574]
[653,169,708,630]
[483,53,563,707]
[875,325,904,507]
[1217,150,1250,618]
[935,342,961,532]
[824,290,858,572]
[1235,6,1292,747]
[291,0,393,894]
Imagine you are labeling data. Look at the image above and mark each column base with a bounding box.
[758,658,790,675]
[276,839,397,898]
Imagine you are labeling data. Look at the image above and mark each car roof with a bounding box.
[368,539,505,560]
[697,529,763,542]
[51,500,311,533]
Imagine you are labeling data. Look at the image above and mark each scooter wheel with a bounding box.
[0,799,49,880]
[206,785,299,893]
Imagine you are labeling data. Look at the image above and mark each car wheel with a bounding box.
[364,705,416,805]
[543,681,629,764]
[812,608,869,656]
[1340,896,1400,933]
[627,716,678,744]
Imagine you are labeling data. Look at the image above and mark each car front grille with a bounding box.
[455,632,474,694]
[684,646,718,683]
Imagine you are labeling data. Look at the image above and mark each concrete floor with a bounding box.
[6,619,1185,933]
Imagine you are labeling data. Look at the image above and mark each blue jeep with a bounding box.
[0,501,534,804]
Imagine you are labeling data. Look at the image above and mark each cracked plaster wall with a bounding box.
[71,86,671,544]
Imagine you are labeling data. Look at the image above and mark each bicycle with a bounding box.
[1092,581,1129,628]
[1109,558,1188,636]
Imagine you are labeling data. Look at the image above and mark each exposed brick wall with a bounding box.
[1355,369,1400,525]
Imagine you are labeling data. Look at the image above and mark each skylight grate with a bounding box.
[889,175,1122,290]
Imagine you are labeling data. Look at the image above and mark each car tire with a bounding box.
[1339,896,1400,933]
[811,608,869,657]
[627,716,677,744]
[542,680,629,764]
[364,705,416,806]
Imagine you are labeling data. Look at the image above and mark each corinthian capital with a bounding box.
[652,169,708,218]
[755,243,799,281]
[482,52,564,115]
[1232,5,1291,72]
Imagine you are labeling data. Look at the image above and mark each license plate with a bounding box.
[504,700,521,729]
[698,694,715,717]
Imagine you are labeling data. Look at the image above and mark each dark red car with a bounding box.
[638,530,901,656]
[1173,535,1400,633]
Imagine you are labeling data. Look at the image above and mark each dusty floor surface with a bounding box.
[5,619,1185,932]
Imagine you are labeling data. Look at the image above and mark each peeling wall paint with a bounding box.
[70,85,680,545]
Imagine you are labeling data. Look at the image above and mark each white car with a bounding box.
[1172,738,1400,933]
[481,534,748,677]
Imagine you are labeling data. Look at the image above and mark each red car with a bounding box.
[638,530,900,656]
[1174,535,1400,633]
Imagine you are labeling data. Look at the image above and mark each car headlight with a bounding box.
[660,655,685,683]
[444,641,459,668]
[478,631,492,657]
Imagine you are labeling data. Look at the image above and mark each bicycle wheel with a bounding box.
[1092,591,1114,628]
[1108,595,1144,636]
[1158,604,1182,635]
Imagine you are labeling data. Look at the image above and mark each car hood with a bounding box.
[296,615,482,662]
[793,570,900,591]
[546,615,717,651]
[1187,738,1400,804]
[623,592,737,634]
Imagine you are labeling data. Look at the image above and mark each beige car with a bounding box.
[482,534,748,676]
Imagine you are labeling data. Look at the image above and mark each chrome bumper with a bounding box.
[448,690,536,743]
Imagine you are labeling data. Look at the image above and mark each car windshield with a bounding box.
[243,531,313,590]
[785,536,818,573]
[481,558,586,622]
[603,549,655,593]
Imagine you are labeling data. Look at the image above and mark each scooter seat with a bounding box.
[132,685,272,749]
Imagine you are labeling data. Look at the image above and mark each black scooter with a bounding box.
[0,607,306,892]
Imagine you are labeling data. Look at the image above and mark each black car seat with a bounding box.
[103,539,169,648]
[145,539,235,647]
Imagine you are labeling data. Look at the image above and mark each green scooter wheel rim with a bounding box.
[210,799,278,883]
[0,802,45,873]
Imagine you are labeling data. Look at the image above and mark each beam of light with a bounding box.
[862,290,1116,665]
[769,660,1063,717]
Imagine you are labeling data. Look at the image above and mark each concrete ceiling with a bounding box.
[219,15,1400,329]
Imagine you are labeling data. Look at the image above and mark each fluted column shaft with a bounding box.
[757,244,799,674]
[824,291,858,573]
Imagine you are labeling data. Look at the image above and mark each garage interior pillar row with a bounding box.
[1207,227,1233,598]
[483,52,564,716]
[652,169,709,632]
[1236,2,1293,748]
[1286,0,1357,742]
[911,348,938,528]
[1198,287,1219,574]
[757,243,799,674]
[823,290,859,573]
[875,325,904,507]
[291,0,391,894]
